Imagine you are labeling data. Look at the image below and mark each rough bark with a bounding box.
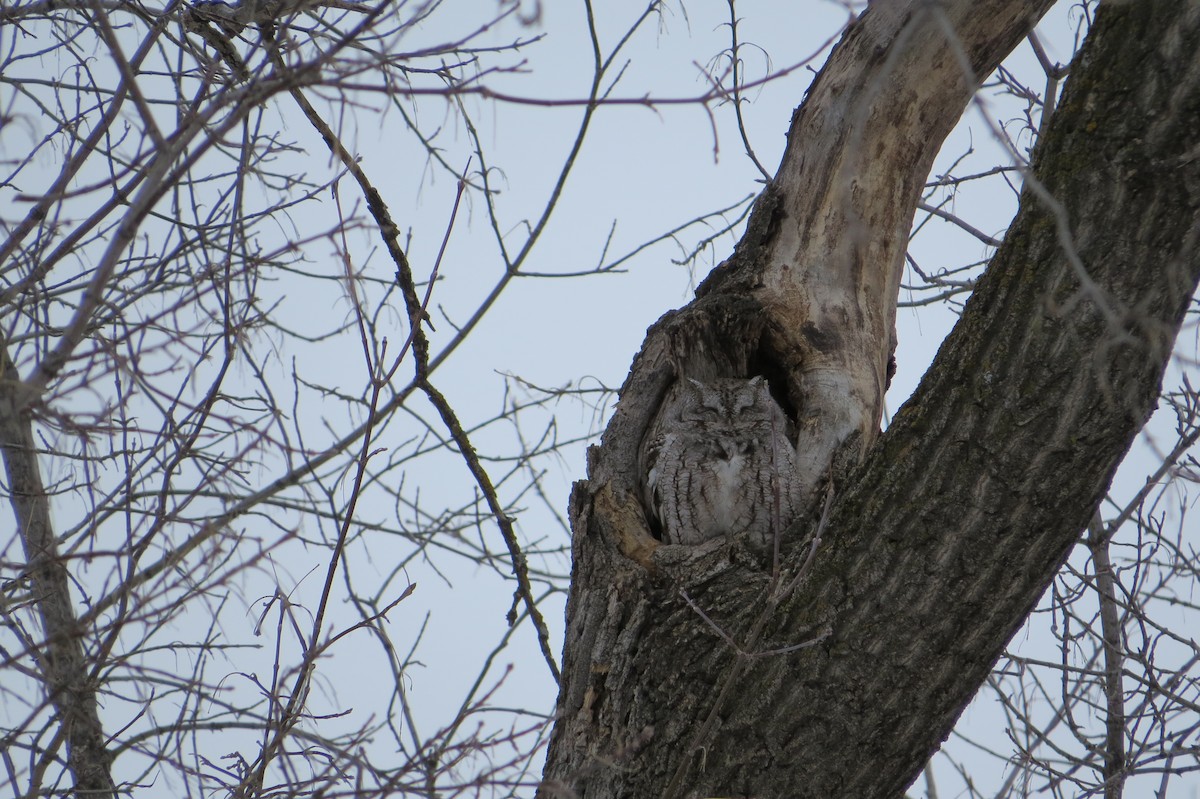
[541,3,1200,798]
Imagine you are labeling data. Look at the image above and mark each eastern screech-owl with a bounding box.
[642,376,801,549]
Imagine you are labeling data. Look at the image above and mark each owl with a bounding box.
[642,376,801,550]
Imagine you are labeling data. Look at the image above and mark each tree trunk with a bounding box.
[541,3,1200,798]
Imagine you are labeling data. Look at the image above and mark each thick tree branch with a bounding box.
[707,0,1057,489]
[1,342,116,799]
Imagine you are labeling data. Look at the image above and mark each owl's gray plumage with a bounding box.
[642,376,801,550]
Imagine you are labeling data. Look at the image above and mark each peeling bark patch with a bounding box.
[594,483,659,569]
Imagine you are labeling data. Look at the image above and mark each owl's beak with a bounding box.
[717,437,748,460]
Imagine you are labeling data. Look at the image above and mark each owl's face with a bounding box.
[679,377,776,435]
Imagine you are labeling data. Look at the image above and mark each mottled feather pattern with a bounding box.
[643,377,801,550]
